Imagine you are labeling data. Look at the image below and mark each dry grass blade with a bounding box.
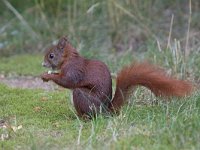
[77,124,83,145]
[3,0,40,39]
[167,14,174,49]
[112,0,157,40]
[185,0,192,59]
[87,3,100,14]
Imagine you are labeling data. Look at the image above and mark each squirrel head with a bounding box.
[42,36,77,70]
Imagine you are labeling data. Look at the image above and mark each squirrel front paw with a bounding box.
[41,73,51,82]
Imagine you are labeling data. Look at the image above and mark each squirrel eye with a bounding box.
[49,53,54,59]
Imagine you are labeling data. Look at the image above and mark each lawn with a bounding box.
[0,55,199,150]
[0,83,200,150]
[1,0,200,149]
[0,55,45,76]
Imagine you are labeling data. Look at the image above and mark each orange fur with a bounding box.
[42,37,193,119]
[109,62,193,112]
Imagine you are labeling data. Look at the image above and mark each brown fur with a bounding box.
[41,37,193,119]
[109,62,193,112]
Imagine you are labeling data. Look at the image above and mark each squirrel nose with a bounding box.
[42,62,47,67]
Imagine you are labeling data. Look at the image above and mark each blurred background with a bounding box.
[0,0,200,80]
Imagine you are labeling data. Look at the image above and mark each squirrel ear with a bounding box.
[57,36,68,50]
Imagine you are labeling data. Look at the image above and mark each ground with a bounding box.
[0,75,55,91]
[0,55,200,150]
[1,0,200,149]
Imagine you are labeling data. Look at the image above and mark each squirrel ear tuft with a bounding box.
[57,36,68,50]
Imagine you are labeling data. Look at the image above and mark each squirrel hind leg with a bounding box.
[72,88,108,118]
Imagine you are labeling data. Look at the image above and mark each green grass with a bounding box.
[0,46,199,80]
[0,53,135,77]
[0,84,199,150]
[0,55,45,76]
[0,1,200,149]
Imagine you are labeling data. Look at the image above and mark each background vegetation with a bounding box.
[0,0,200,75]
[0,0,200,149]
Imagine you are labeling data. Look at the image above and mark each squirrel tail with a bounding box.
[108,62,193,112]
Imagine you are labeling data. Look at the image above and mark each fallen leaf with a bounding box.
[1,133,9,141]
[11,125,23,132]
[17,125,22,130]
[0,119,6,128]
[34,106,42,112]
[53,122,60,128]
[40,97,48,102]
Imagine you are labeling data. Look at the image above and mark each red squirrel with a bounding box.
[41,37,193,119]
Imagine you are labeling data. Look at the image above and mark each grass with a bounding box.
[0,53,199,149]
[0,84,199,150]
[0,51,198,150]
[0,54,45,76]
[0,43,199,80]
[0,0,200,149]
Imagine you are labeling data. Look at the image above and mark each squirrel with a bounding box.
[41,37,193,119]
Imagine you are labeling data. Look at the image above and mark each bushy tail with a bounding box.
[108,62,193,112]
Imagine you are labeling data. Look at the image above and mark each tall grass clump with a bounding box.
[0,0,199,57]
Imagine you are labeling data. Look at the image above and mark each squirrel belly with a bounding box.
[41,37,193,119]
[71,59,113,117]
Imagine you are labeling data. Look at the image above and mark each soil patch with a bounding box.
[0,75,61,91]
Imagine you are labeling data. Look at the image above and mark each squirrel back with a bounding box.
[41,37,193,119]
